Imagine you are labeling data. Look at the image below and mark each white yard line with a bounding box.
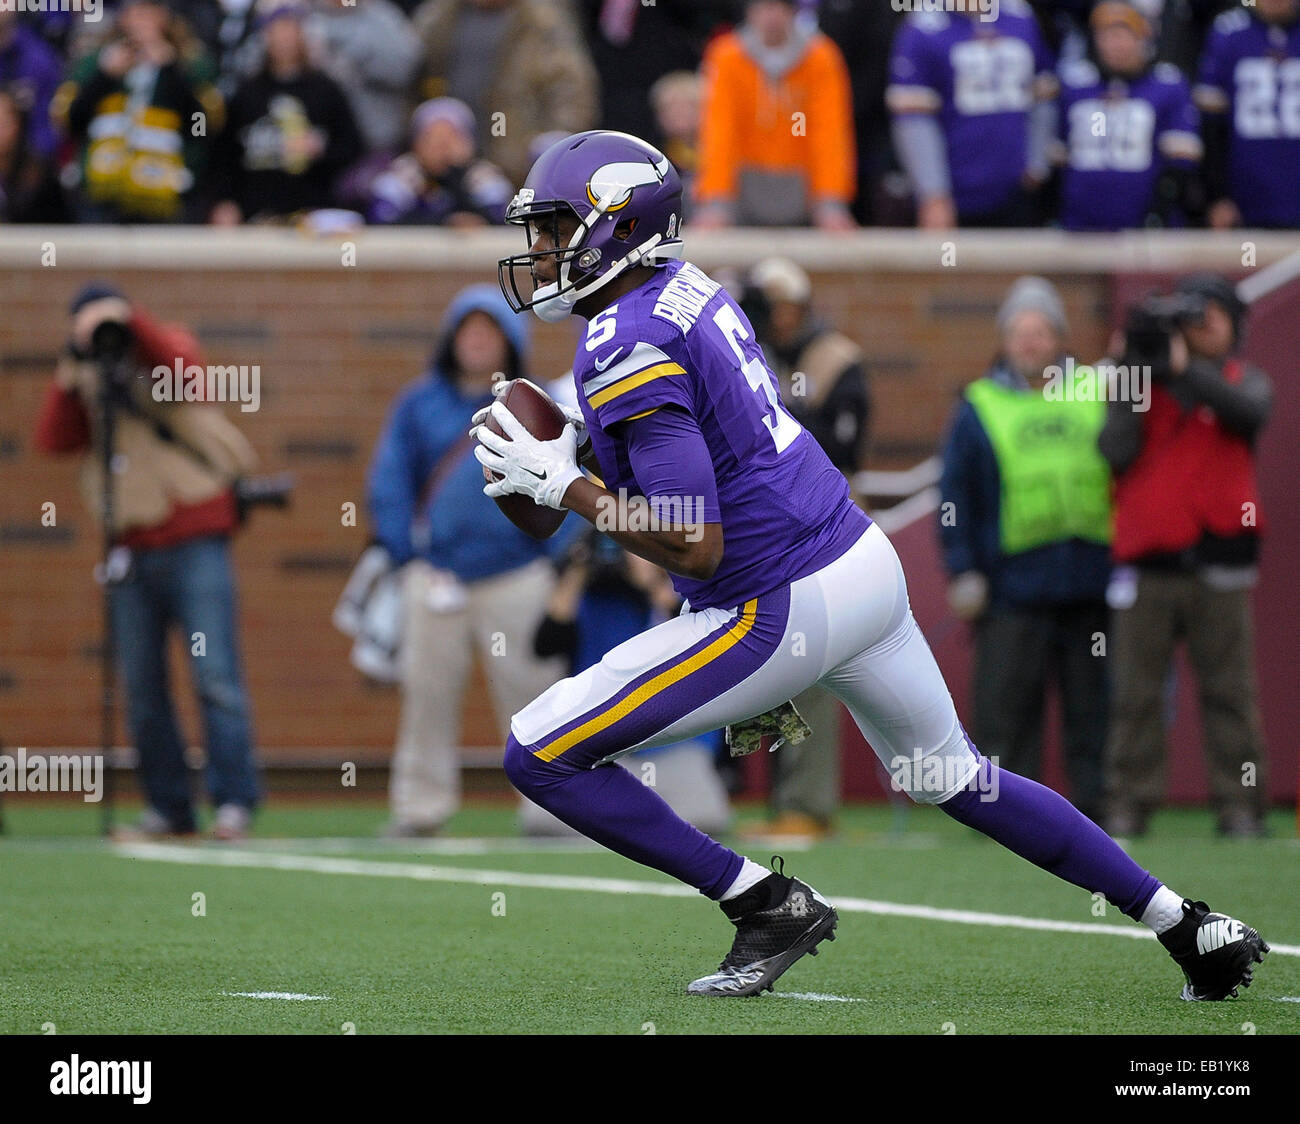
[111,842,1300,958]
[113,841,699,897]
[222,992,331,1001]
[3,835,809,856]
[772,992,866,1003]
[230,837,607,855]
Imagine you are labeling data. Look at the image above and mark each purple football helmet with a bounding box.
[498,130,685,322]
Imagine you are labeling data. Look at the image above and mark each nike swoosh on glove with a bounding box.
[472,399,583,510]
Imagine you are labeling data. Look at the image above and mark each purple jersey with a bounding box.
[1057,59,1201,231]
[573,260,870,613]
[1196,7,1300,228]
[887,1,1055,216]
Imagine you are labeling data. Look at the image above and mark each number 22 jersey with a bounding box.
[572,260,871,613]
[1195,6,1300,228]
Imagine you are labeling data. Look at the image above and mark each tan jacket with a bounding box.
[785,330,864,411]
[59,357,258,535]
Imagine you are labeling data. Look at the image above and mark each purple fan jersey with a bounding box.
[1057,59,1202,231]
[887,1,1055,217]
[1196,7,1300,227]
[573,260,870,613]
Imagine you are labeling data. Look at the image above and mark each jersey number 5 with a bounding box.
[712,304,802,454]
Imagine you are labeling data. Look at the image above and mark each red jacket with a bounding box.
[1112,360,1264,563]
[34,308,239,549]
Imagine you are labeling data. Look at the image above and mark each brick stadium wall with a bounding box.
[1,229,1296,801]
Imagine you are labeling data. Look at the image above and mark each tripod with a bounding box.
[95,353,135,838]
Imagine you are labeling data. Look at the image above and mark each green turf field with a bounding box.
[2,800,1297,1035]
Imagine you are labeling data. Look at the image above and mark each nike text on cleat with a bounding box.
[688,858,838,998]
[1157,899,1269,1002]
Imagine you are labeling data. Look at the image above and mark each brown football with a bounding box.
[483,379,570,541]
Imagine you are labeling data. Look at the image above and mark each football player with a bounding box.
[472,129,1267,1000]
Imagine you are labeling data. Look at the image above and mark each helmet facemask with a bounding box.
[498,183,680,322]
[498,200,599,322]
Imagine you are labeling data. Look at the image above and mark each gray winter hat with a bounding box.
[997,276,1068,339]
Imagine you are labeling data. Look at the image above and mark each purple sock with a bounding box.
[940,754,1161,920]
[505,734,743,899]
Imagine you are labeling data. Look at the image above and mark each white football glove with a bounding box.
[472,399,583,510]
[557,402,592,462]
[470,379,591,461]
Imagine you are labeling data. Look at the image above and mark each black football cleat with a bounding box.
[1158,899,1269,1001]
[688,858,838,997]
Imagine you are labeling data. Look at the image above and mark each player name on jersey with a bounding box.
[652,263,722,334]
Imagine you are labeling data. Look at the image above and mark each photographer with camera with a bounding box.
[1099,274,1272,839]
[34,283,265,840]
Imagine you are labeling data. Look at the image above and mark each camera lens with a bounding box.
[90,321,133,362]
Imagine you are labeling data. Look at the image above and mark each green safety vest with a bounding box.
[964,368,1112,557]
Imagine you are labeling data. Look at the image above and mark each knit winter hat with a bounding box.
[68,281,125,317]
[997,276,1068,339]
[410,97,476,145]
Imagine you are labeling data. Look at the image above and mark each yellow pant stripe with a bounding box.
[534,599,759,763]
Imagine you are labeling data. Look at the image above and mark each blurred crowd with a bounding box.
[2,0,1297,229]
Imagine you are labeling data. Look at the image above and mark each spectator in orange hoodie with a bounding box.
[693,0,857,231]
